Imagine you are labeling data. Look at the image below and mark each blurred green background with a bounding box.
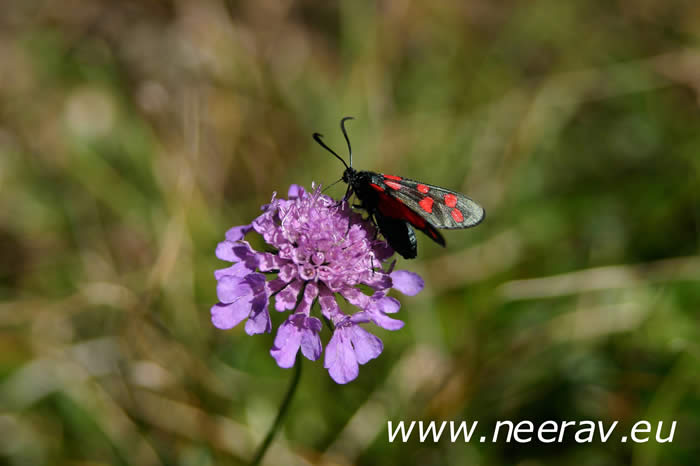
[1,1,699,465]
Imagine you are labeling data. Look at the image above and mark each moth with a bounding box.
[313,117,485,259]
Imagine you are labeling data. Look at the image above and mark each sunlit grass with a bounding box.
[0,2,698,465]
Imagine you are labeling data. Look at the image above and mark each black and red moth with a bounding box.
[313,117,485,259]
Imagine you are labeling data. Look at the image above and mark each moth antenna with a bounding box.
[340,116,354,167]
[313,132,348,170]
[321,177,344,193]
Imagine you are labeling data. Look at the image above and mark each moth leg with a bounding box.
[336,185,353,207]
[369,213,380,242]
[334,186,353,209]
[369,214,383,274]
[342,202,358,237]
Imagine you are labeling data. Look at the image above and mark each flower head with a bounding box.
[212,184,424,384]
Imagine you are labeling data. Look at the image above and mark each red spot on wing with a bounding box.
[417,184,429,193]
[385,180,401,190]
[419,197,434,213]
[384,174,402,181]
[377,192,426,228]
[370,183,385,192]
[451,208,464,223]
[444,193,458,208]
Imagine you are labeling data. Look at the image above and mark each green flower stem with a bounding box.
[250,353,302,466]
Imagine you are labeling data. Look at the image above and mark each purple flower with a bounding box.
[212,184,424,384]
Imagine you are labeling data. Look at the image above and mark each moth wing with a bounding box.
[382,175,485,230]
[368,174,446,246]
[374,210,418,259]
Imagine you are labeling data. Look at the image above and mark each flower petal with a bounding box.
[215,241,237,262]
[367,311,404,331]
[362,271,392,290]
[214,261,252,280]
[324,327,359,384]
[365,294,404,330]
[278,263,297,282]
[372,295,398,313]
[349,325,383,364]
[287,184,304,199]
[318,285,343,321]
[244,272,267,295]
[216,276,251,304]
[270,318,302,368]
[244,294,271,335]
[349,312,372,324]
[210,302,250,330]
[295,282,318,315]
[339,287,371,312]
[274,279,303,311]
[390,270,425,296]
[300,317,322,361]
[231,241,259,264]
[226,224,253,242]
[265,278,287,295]
[258,253,286,272]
